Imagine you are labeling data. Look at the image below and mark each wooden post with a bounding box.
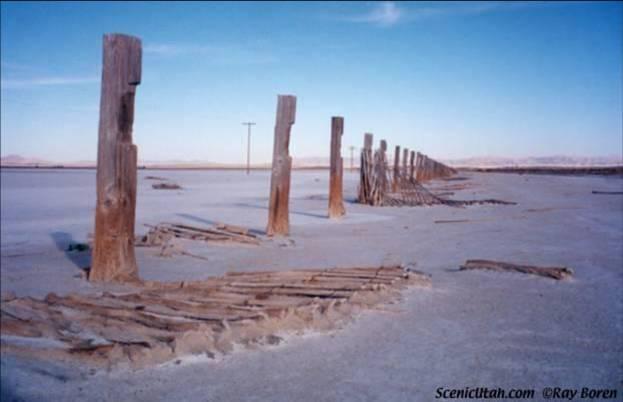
[409,150,415,180]
[392,145,401,192]
[425,155,431,181]
[415,152,423,181]
[402,148,409,178]
[328,116,345,218]
[267,95,296,236]
[367,139,386,205]
[364,133,373,151]
[358,133,374,204]
[91,34,142,283]
[379,140,388,192]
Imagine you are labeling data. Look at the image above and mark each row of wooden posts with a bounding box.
[90,34,344,282]
[357,132,457,206]
[371,135,455,188]
[89,34,453,283]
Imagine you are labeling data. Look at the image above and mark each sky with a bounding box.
[1,1,622,164]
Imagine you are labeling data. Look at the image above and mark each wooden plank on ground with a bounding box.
[459,259,573,280]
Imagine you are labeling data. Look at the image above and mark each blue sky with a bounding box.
[1,1,621,163]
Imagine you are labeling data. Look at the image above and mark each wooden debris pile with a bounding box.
[460,259,573,280]
[152,182,182,190]
[0,266,430,369]
[145,174,182,190]
[383,176,446,207]
[137,223,261,250]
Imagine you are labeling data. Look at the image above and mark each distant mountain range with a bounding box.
[439,155,622,168]
[295,155,623,168]
[0,154,263,169]
[0,154,57,166]
[2,154,621,169]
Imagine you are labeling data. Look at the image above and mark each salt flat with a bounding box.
[1,168,622,401]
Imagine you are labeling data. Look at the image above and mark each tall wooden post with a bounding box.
[328,116,345,218]
[369,139,387,206]
[358,133,374,203]
[424,155,431,181]
[364,134,373,153]
[267,95,296,236]
[415,152,424,182]
[409,150,415,180]
[379,140,388,192]
[402,148,409,178]
[392,145,401,192]
[91,34,142,283]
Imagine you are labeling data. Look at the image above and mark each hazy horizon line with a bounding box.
[2,153,621,168]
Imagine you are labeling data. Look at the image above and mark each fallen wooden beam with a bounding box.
[152,182,182,190]
[168,223,258,243]
[591,191,623,195]
[215,223,251,236]
[459,259,573,280]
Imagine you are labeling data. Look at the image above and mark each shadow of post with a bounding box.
[232,203,329,219]
[50,231,91,271]
[1,380,25,402]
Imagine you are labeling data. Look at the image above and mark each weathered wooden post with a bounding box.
[415,152,423,182]
[328,116,345,218]
[402,148,409,178]
[379,140,388,192]
[369,139,387,205]
[392,145,401,192]
[358,133,374,204]
[425,155,432,181]
[409,150,415,180]
[364,134,373,154]
[267,95,296,236]
[91,34,142,283]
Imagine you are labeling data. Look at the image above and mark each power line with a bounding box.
[242,122,256,175]
[349,146,355,172]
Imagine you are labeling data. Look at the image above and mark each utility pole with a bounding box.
[349,146,355,172]
[242,122,256,174]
